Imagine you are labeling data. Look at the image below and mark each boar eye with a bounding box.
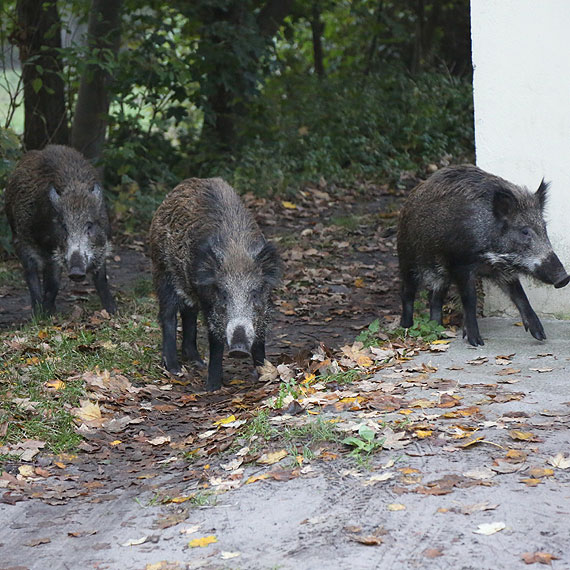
[521,227,530,236]
[86,222,94,232]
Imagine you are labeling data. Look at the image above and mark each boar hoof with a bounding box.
[463,328,484,346]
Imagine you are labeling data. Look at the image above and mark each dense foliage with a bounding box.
[0,0,474,243]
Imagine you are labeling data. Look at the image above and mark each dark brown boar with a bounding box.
[149,178,281,391]
[397,165,569,345]
[5,145,116,316]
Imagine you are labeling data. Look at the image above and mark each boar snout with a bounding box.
[534,252,570,288]
[228,325,252,359]
[68,251,86,282]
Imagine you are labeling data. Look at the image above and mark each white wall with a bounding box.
[471,0,570,317]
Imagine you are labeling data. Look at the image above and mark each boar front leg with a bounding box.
[16,244,43,316]
[93,262,117,314]
[452,264,484,346]
[504,278,546,340]
[42,261,61,314]
[251,335,266,367]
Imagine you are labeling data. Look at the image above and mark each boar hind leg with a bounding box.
[42,261,61,314]
[180,304,205,366]
[93,263,117,314]
[504,278,546,341]
[206,331,224,391]
[399,269,418,328]
[451,265,484,346]
[156,276,181,374]
[429,283,449,325]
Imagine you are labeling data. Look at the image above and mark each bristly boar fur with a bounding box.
[5,145,116,316]
[397,165,569,346]
[149,178,281,391]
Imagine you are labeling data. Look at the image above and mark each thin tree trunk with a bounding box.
[71,0,122,162]
[311,2,325,77]
[15,0,68,150]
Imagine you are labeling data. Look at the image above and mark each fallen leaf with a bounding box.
[387,503,406,511]
[282,201,297,209]
[44,379,65,390]
[548,453,570,469]
[122,536,149,546]
[148,436,171,446]
[521,551,560,565]
[497,368,521,376]
[257,449,288,465]
[18,465,35,478]
[473,522,506,535]
[529,367,553,373]
[526,467,554,478]
[25,537,51,547]
[509,430,535,441]
[221,552,241,560]
[189,535,217,548]
[363,472,395,486]
[423,548,443,558]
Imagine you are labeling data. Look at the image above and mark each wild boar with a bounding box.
[5,145,116,315]
[397,165,569,345]
[149,178,281,391]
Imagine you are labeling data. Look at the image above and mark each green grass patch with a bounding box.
[0,296,163,459]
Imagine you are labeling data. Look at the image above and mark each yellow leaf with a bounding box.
[110,440,122,446]
[399,409,413,415]
[214,414,237,426]
[509,430,535,441]
[506,449,527,461]
[245,473,270,484]
[415,430,433,439]
[18,465,35,477]
[45,379,65,390]
[460,436,485,448]
[520,478,542,487]
[54,462,66,469]
[282,201,297,209]
[387,503,406,511]
[38,330,49,339]
[75,400,102,422]
[354,277,364,288]
[189,535,217,548]
[430,339,450,345]
[399,467,419,474]
[356,355,373,368]
[527,467,554,478]
[170,496,192,503]
[257,449,288,465]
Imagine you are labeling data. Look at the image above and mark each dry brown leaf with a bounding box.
[521,551,559,565]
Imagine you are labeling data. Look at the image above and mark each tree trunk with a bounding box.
[15,0,69,150]
[71,0,122,163]
[311,2,325,77]
[199,0,294,151]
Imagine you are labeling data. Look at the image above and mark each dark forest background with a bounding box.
[0,0,474,252]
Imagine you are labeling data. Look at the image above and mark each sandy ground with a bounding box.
[2,317,569,570]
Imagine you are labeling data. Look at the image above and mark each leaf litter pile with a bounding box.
[1,180,569,566]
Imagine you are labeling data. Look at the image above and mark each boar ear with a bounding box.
[492,187,515,219]
[48,186,61,209]
[92,183,103,202]
[256,242,281,287]
[535,179,549,211]
[193,239,221,286]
